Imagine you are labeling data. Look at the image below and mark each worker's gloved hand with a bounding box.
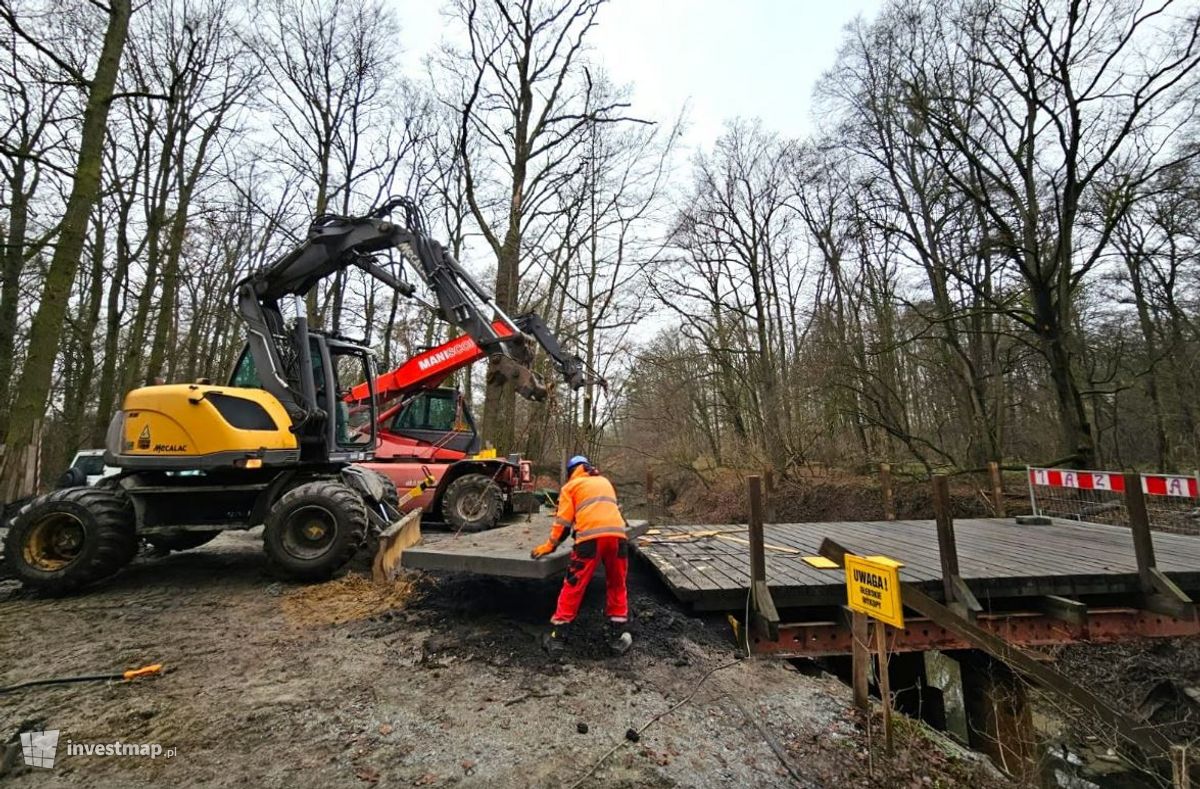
[530,540,558,559]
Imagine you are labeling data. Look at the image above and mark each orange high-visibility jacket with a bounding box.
[548,466,626,545]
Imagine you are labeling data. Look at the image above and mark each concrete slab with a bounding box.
[402,517,647,579]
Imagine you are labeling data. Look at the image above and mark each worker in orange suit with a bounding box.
[531,455,632,656]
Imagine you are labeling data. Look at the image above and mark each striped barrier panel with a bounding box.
[1028,467,1200,534]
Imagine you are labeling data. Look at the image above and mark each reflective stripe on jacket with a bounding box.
[549,466,625,545]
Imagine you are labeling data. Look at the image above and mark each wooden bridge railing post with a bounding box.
[749,476,765,585]
[763,468,776,523]
[1125,471,1194,619]
[1125,470,1157,589]
[747,476,779,643]
[932,475,959,602]
[932,474,981,619]
[880,463,895,521]
[645,469,655,523]
[988,461,1006,517]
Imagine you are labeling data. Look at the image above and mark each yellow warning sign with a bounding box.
[844,554,904,629]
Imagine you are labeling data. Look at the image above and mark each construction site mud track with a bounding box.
[0,524,1006,788]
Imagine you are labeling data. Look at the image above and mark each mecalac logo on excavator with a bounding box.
[137,426,151,450]
[153,444,187,452]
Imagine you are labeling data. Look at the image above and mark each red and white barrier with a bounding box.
[1140,473,1199,498]
[1028,467,1200,498]
[1028,467,1125,493]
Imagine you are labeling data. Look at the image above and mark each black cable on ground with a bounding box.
[0,664,162,694]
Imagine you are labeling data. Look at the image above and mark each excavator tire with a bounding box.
[442,473,504,533]
[4,487,137,594]
[145,530,221,552]
[359,468,400,514]
[263,480,368,581]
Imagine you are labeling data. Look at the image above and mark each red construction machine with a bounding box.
[353,313,601,532]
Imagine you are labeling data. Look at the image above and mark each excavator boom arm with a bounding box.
[233,199,529,422]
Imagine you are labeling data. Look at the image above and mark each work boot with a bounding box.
[542,623,569,657]
[606,621,633,656]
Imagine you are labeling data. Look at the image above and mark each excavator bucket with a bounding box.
[487,354,549,401]
[372,509,423,582]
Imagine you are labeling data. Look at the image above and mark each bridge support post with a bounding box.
[747,475,779,643]
[1124,471,1195,620]
[959,653,1041,784]
[932,475,982,619]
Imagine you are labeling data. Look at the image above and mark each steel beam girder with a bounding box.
[752,608,1200,658]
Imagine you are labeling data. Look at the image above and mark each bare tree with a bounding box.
[655,120,803,471]
[254,0,400,327]
[0,0,133,500]
[442,0,641,452]
[899,0,1200,467]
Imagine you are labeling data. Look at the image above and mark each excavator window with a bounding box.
[330,349,373,449]
[230,350,262,389]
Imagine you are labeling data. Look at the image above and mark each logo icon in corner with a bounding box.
[137,425,151,450]
[20,729,60,768]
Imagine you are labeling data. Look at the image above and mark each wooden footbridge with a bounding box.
[634,473,1200,777]
[633,474,1200,658]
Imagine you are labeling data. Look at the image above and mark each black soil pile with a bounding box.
[345,554,731,670]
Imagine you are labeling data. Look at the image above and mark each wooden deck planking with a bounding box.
[633,517,1200,612]
[885,520,1124,578]
[949,519,1135,567]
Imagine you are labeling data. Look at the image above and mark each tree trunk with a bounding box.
[0,159,32,436]
[64,219,106,453]
[481,229,521,452]
[1126,255,1170,468]
[0,0,132,501]
[91,205,134,445]
[1039,322,1094,469]
[146,143,211,383]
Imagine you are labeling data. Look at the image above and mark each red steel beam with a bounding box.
[752,608,1200,658]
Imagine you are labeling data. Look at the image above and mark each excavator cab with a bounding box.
[226,333,379,465]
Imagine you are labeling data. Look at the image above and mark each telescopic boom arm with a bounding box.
[350,314,604,405]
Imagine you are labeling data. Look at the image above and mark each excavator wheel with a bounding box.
[263,480,368,581]
[441,473,504,533]
[4,487,137,594]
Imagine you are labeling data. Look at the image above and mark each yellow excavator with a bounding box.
[4,198,563,592]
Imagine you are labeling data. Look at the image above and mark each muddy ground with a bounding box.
[0,518,1005,788]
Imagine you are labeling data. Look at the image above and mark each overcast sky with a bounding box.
[390,0,886,153]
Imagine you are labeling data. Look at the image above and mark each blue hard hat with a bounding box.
[567,455,590,473]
